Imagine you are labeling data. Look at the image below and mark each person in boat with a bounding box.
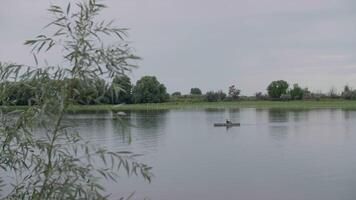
[226,119,232,124]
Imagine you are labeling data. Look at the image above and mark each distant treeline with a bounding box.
[2,77,356,106]
[171,80,356,102]
[1,75,168,106]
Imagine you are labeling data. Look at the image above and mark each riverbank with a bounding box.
[64,100,356,112]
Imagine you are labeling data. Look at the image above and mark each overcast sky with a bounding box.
[1,0,356,95]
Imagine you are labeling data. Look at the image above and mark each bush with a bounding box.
[289,84,304,100]
[205,91,218,102]
[171,91,181,96]
[342,90,356,100]
[341,85,356,100]
[204,90,226,102]
[302,88,312,100]
[255,92,268,100]
[190,87,202,95]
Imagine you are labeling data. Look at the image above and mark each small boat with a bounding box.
[214,123,240,127]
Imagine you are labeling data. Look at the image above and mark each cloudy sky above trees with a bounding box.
[1,0,356,95]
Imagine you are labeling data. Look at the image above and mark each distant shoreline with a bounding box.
[3,100,356,112]
[67,100,356,111]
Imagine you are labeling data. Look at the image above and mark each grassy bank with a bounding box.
[64,100,356,112]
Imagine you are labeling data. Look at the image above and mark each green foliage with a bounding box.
[344,85,351,93]
[0,0,151,199]
[289,84,304,100]
[228,85,241,100]
[171,91,181,96]
[70,78,107,105]
[267,80,289,99]
[132,76,169,103]
[255,92,268,100]
[168,94,203,103]
[106,74,133,104]
[341,85,356,100]
[0,76,134,105]
[204,90,226,102]
[190,88,202,95]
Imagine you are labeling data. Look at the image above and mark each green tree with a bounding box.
[228,85,241,100]
[289,83,304,100]
[107,74,133,104]
[0,1,151,199]
[267,80,289,99]
[190,87,202,95]
[70,78,107,105]
[133,76,169,103]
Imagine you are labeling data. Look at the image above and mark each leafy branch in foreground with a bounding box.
[0,0,150,199]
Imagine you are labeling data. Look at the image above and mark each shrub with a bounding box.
[205,91,218,102]
[289,84,304,100]
[171,91,181,96]
[204,90,226,102]
[342,90,356,100]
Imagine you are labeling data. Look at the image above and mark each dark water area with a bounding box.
[10,108,356,200]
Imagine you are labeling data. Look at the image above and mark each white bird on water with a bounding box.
[116,111,127,116]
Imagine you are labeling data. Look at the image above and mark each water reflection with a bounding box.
[64,110,169,153]
[268,109,289,123]
[44,109,356,200]
[204,108,241,124]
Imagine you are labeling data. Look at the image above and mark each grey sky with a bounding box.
[1,0,356,95]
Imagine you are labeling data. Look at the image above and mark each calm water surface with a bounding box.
[72,108,356,200]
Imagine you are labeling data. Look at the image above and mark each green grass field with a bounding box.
[64,100,356,112]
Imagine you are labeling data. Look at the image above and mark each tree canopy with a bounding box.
[267,80,289,99]
[190,87,202,95]
[133,76,169,103]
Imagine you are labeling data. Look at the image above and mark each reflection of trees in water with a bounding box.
[65,112,118,139]
[204,108,241,123]
[290,109,308,122]
[204,108,225,113]
[203,108,239,125]
[132,110,169,129]
[64,110,169,151]
[341,109,356,120]
[327,109,339,121]
[268,109,289,123]
[129,110,169,151]
[255,108,267,123]
[204,108,226,124]
[267,109,309,123]
[228,108,240,121]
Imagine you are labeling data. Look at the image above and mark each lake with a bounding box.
[2,108,356,200]
[68,108,356,199]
